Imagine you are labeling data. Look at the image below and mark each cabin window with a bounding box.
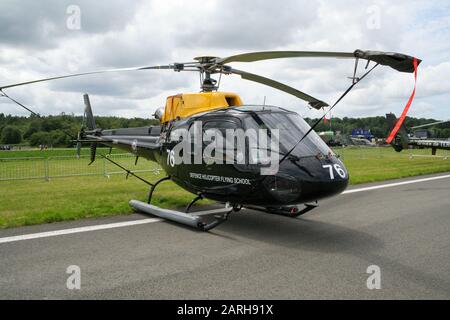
[200,119,242,164]
[203,120,239,132]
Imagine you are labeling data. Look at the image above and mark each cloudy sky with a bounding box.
[0,0,449,120]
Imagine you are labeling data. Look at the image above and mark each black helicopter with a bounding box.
[0,50,421,231]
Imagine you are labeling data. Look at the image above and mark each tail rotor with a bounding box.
[386,113,409,152]
[83,94,96,131]
[76,93,99,163]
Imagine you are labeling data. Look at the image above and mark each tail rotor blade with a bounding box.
[76,141,82,158]
[88,143,97,165]
[386,113,409,152]
[83,94,96,130]
[76,130,82,158]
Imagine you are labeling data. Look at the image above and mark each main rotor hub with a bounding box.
[201,74,218,92]
[193,56,223,92]
[194,56,219,64]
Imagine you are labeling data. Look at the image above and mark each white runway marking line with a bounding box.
[0,174,449,245]
[342,174,450,194]
[0,218,161,244]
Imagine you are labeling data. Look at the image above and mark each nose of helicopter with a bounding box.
[300,156,349,201]
[263,154,349,204]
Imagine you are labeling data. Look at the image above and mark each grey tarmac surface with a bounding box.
[0,173,449,299]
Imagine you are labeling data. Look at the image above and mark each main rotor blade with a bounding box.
[0,65,174,90]
[353,50,421,73]
[230,68,328,109]
[217,51,354,64]
[218,50,421,73]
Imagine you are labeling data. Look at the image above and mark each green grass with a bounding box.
[0,147,449,228]
[334,147,450,184]
[0,173,200,228]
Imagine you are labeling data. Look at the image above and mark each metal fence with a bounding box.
[1,147,448,182]
[334,146,449,161]
[0,153,162,182]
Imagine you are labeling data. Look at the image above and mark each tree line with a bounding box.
[0,112,449,146]
[304,115,450,139]
[0,113,159,146]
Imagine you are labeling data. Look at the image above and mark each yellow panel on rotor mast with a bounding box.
[161,92,243,123]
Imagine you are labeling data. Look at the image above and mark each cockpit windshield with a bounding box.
[244,111,331,157]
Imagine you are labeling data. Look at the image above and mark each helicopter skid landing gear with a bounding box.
[133,176,237,231]
[245,202,318,218]
[147,176,171,204]
[287,203,318,217]
[129,200,235,231]
[185,194,203,213]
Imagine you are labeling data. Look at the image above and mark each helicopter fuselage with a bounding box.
[95,105,349,207]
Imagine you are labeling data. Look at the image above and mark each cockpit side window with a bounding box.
[244,112,331,157]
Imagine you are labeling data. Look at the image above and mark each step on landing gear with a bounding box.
[245,202,318,218]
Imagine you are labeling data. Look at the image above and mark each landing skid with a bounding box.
[130,200,235,231]
[246,203,318,218]
[91,158,238,231]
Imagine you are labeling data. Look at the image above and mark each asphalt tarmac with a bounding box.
[0,173,449,299]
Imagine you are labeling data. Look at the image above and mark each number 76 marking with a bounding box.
[322,164,346,179]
